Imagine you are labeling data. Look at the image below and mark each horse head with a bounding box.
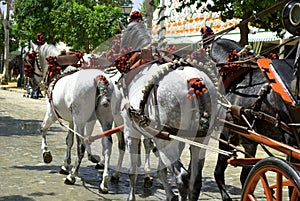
[210,38,244,64]
[24,40,60,90]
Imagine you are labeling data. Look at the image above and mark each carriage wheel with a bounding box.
[241,157,300,201]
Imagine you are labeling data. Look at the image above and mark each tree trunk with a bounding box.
[158,0,166,49]
[1,0,11,84]
[144,0,154,32]
[2,20,10,84]
[239,12,252,46]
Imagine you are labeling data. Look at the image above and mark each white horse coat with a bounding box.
[118,61,217,201]
[27,42,114,193]
[114,21,218,201]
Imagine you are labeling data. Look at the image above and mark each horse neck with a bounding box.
[121,22,151,50]
[38,44,60,79]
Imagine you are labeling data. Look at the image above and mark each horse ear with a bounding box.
[118,21,125,31]
[30,40,37,51]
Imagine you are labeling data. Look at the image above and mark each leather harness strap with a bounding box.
[229,105,293,135]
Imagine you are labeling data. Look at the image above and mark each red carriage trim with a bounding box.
[46,51,83,81]
[257,58,296,107]
[186,77,207,100]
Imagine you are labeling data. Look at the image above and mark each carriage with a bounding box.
[207,0,300,200]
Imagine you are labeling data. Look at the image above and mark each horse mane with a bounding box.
[210,38,243,63]
[40,42,60,56]
[120,22,151,50]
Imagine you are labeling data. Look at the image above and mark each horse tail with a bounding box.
[95,75,110,107]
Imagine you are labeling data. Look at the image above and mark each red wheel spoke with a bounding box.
[248,194,258,201]
[260,173,274,201]
[290,188,300,201]
[241,158,300,201]
[276,171,282,201]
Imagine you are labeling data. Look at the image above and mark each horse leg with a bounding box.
[142,138,154,188]
[85,120,101,164]
[157,159,177,201]
[65,124,85,185]
[188,139,206,201]
[40,111,56,164]
[99,122,113,194]
[111,131,125,181]
[171,160,189,201]
[126,134,140,201]
[214,131,235,201]
[240,142,257,186]
[59,122,74,175]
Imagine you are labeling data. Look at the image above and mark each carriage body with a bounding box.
[213,1,300,199]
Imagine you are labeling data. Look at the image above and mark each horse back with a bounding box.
[51,69,104,121]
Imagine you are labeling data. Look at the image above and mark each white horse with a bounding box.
[26,41,114,193]
[113,21,218,201]
[81,52,158,188]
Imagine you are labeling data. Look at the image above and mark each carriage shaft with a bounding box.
[231,129,300,161]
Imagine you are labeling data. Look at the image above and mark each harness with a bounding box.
[45,51,83,86]
[115,48,211,140]
[24,50,43,78]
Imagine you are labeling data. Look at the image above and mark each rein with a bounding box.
[45,71,87,141]
[46,89,86,141]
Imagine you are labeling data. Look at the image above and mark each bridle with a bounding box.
[24,46,44,79]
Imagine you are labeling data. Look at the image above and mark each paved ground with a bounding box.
[0,81,284,201]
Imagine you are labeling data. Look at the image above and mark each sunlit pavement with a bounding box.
[0,87,257,200]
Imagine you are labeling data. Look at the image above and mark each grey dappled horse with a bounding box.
[28,42,114,193]
[210,38,295,201]
[114,21,218,201]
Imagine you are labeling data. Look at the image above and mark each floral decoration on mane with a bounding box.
[129,11,143,23]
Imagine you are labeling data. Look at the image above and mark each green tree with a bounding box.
[13,0,128,53]
[50,2,123,53]
[176,0,286,45]
[0,0,11,84]
[13,0,59,44]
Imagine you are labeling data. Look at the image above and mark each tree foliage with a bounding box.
[12,0,127,53]
[13,0,59,46]
[175,0,285,45]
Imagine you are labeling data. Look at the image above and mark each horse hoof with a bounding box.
[95,163,105,170]
[152,147,159,157]
[99,187,109,194]
[171,195,178,201]
[144,176,153,188]
[64,177,75,185]
[43,151,52,163]
[88,154,100,163]
[111,174,120,182]
[59,166,69,175]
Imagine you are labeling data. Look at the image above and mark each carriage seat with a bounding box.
[257,58,298,107]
